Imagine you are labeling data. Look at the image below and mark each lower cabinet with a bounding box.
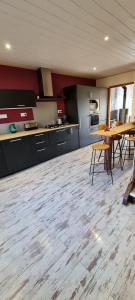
[0,143,8,177]
[1,126,79,177]
[69,126,79,150]
[2,137,32,173]
[29,132,52,163]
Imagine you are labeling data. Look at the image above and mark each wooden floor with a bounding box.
[0,146,135,300]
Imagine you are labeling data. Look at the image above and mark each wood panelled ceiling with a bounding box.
[0,0,135,78]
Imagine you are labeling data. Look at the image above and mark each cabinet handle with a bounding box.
[57,142,66,146]
[35,141,45,145]
[10,138,22,142]
[17,104,26,107]
[35,133,44,137]
[56,129,65,133]
[37,148,46,152]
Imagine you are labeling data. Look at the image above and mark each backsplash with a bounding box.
[0,108,34,124]
[33,102,58,127]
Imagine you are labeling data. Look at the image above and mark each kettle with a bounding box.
[57,118,62,125]
[9,123,17,133]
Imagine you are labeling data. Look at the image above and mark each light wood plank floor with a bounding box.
[0,146,135,300]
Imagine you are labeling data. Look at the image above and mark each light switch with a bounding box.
[0,114,8,119]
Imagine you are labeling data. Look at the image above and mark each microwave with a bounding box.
[89,99,100,114]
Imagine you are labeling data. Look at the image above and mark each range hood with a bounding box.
[37,68,63,100]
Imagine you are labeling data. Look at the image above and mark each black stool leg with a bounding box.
[98,150,102,162]
[91,149,96,185]
[118,140,123,171]
[105,149,113,184]
[113,140,115,168]
[89,149,94,175]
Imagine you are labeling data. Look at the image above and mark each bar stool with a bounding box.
[121,129,135,156]
[123,136,135,166]
[112,134,123,170]
[89,143,113,185]
[97,123,123,169]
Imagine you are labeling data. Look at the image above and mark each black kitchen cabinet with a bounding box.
[1,126,79,177]
[0,143,8,177]
[69,126,79,150]
[29,132,52,163]
[2,137,32,173]
[64,85,107,147]
[49,128,71,157]
[0,89,36,108]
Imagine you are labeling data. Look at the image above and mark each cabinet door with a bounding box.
[30,133,51,163]
[49,128,71,157]
[3,137,31,173]
[77,86,93,147]
[69,126,79,150]
[50,128,68,144]
[89,126,102,144]
[99,88,108,123]
[0,90,36,108]
[0,143,8,177]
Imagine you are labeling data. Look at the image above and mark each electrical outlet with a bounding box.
[20,112,27,117]
[0,114,7,119]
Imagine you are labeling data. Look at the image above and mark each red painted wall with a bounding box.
[52,73,96,115]
[0,65,39,94]
[0,65,96,122]
[0,65,39,123]
[0,108,34,124]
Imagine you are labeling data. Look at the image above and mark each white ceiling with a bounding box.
[0,0,135,78]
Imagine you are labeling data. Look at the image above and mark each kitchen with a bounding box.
[1,1,135,300]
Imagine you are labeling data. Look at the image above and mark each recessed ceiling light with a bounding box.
[5,43,11,50]
[92,67,97,71]
[104,36,109,41]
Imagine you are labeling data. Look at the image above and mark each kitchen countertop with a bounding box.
[0,124,79,141]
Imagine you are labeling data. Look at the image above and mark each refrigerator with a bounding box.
[64,85,108,147]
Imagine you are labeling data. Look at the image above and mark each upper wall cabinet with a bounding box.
[0,89,36,108]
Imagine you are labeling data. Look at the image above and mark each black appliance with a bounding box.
[64,85,108,147]
[89,114,99,126]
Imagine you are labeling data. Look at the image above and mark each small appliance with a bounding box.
[24,122,38,131]
[57,118,62,125]
[89,114,99,126]
[9,123,17,133]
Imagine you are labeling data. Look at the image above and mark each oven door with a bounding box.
[90,114,99,126]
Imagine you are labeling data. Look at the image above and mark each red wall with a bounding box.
[0,65,96,123]
[0,65,39,123]
[0,65,39,94]
[52,73,96,115]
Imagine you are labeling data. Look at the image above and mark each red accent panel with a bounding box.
[52,73,96,115]
[0,108,34,124]
[52,73,96,97]
[0,65,39,95]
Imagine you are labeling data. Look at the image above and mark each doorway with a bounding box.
[109,83,134,127]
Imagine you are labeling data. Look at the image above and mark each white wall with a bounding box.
[96,70,135,120]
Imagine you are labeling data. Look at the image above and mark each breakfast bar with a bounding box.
[90,123,135,169]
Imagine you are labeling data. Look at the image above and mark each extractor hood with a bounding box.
[37,68,63,100]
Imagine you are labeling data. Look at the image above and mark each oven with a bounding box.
[89,114,99,127]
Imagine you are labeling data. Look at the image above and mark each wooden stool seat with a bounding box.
[92,143,109,151]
